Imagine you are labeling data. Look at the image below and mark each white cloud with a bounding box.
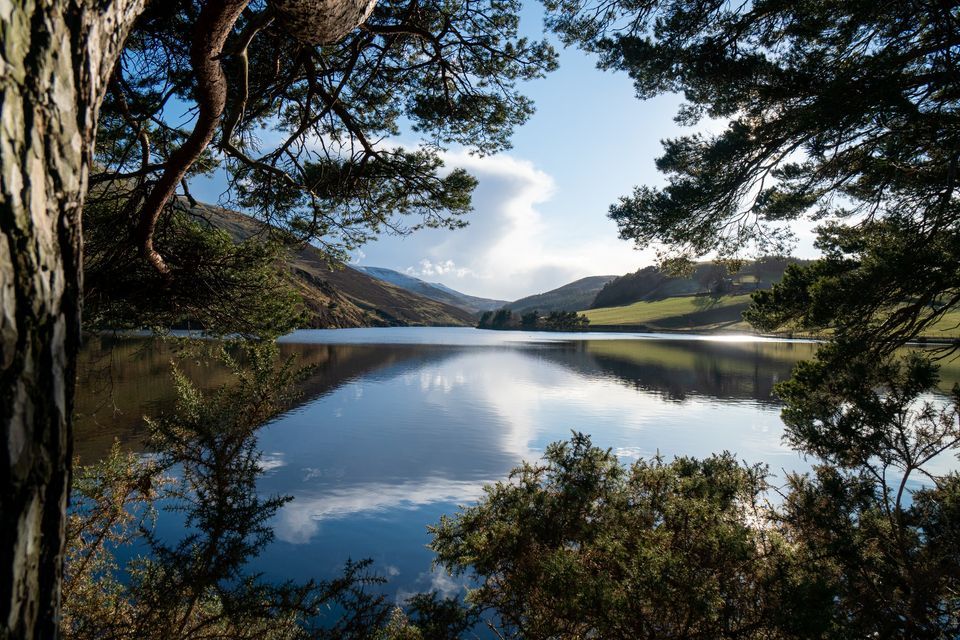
[358,149,652,300]
[272,477,489,544]
[258,452,286,473]
[405,259,474,278]
[428,568,462,598]
[614,446,646,460]
[395,567,465,604]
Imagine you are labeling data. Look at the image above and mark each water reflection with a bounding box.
[77,332,820,458]
[74,328,959,598]
[75,335,460,461]
[539,340,816,403]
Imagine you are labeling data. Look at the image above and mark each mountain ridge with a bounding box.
[351,266,507,314]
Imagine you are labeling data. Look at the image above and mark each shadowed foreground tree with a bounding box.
[1,4,149,635]
[2,0,556,634]
[87,0,556,328]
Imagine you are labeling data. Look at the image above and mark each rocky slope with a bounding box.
[194,205,474,328]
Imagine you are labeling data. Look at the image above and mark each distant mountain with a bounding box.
[505,276,618,315]
[591,258,811,309]
[353,265,507,314]
[193,205,475,328]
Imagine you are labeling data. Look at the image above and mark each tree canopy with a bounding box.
[543,0,959,348]
[94,0,557,264]
[545,0,957,255]
[86,0,558,333]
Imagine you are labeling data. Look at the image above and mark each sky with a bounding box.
[350,4,686,301]
[192,2,820,302]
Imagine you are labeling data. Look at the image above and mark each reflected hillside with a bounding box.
[540,339,960,403]
[537,340,819,404]
[77,334,960,464]
[75,336,457,461]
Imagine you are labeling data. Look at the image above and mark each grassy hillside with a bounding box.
[917,309,960,340]
[195,205,474,328]
[584,292,960,340]
[583,294,754,331]
[592,258,809,309]
[507,275,617,315]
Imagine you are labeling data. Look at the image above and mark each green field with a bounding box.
[582,294,753,331]
[924,308,960,339]
[583,294,960,340]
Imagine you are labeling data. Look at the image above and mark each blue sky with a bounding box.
[193,2,820,301]
[350,4,685,300]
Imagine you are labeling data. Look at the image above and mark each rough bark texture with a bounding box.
[0,1,144,637]
[0,0,376,635]
[271,0,379,44]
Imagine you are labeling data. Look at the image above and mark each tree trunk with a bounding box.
[0,1,144,637]
[1,0,378,635]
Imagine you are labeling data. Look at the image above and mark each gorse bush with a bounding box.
[63,342,448,640]
[431,411,960,638]
[429,350,960,638]
[64,342,311,639]
[432,434,785,639]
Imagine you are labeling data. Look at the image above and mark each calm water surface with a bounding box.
[74,327,960,603]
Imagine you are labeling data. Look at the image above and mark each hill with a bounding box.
[582,294,754,332]
[583,292,960,339]
[591,258,810,309]
[193,205,474,328]
[506,276,617,315]
[353,266,507,314]
[580,259,809,333]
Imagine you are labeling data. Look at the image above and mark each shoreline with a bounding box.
[475,323,960,346]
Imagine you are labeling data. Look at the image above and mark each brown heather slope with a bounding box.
[190,204,474,328]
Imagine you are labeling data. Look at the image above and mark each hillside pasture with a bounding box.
[582,294,753,331]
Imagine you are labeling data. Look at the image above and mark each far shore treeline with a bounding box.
[477,308,590,331]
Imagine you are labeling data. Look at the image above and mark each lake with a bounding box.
[74,327,960,606]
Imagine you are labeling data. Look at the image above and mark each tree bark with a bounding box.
[272,0,379,44]
[0,1,144,637]
[1,0,377,636]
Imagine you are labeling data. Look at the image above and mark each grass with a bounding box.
[923,308,960,339]
[583,294,960,340]
[581,294,753,331]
